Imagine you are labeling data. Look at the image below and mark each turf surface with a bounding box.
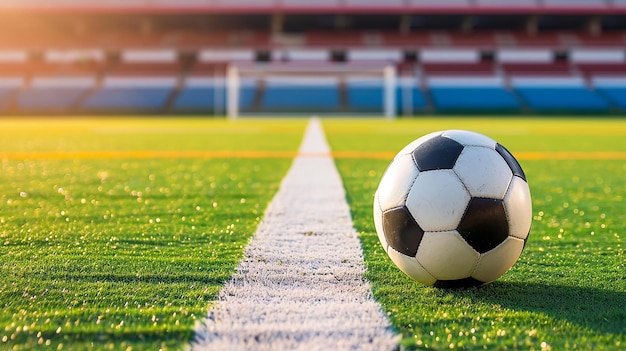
[0,118,306,350]
[325,117,626,350]
[1,117,624,350]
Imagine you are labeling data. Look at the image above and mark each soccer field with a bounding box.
[1,117,624,350]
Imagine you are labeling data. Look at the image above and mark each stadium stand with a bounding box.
[17,77,94,111]
[512,77,610,111]
[428,77,520,111]
[397,77,428,114]
[592,77,626,109]
[261,76,340,112]
[172,62,226,113]
[81,50,180,112]
[0,0,625,115]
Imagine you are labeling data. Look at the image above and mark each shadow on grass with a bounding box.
[470,281,626,334]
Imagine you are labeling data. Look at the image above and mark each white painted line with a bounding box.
[192,118,398,350]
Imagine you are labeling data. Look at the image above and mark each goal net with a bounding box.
[226,63,397,118]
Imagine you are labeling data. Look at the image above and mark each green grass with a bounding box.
[2,116,625,350]
[0,118,307,350]
[324,118,626,350]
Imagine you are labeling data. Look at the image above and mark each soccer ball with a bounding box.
[373,130,532,288]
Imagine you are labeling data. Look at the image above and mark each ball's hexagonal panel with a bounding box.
[387,246,437,285]
[377,153,419,210]
[406,170,470,232]
[472,236,525,283]
[382,206,424,257]
[442,130,497,148]
[412,136,464,171]
[454,146,513,199]
[503,176,533,240]
[458,198,509,254]
[394,131,442,159]
[373,191,388,253]
[496,143,527,181]
[416,231,480,281]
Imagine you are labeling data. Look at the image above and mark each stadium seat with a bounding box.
[172,78,227,113]
[427,77,520,111]
[261,77,340,111]
[512,77,610,111]
[421,62,495,76]
[446,32,499,48]
[501,62,571,76]
[81,77,175,111]
[305,31,370,48]
[0,78,21,111]
[18,77,94,110]
[592,77,626,109]
[508,32,563,48]
[397,78,428,113]
[575,63,626,78]
[82,88,174,111]
[346,78,385,112]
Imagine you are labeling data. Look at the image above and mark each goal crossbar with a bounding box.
[226,63,397,119]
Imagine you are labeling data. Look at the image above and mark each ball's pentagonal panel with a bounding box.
[395,131,443,159]
[458,198,509,254]
[373,191,389,253]
[442,130,497,148]
[454,146,512,199]
[503,176,533,240]
[416,231,480,280]
[406,170,470,232]
[387,246,437,285]
[382,206,424,257]
[433,277,485,289]
[377,153,419,210]
[412,136,464,171]
[472,237,525,283]
[496,143,527,181]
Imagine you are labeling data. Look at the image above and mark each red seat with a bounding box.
[447,32,498,49]
[306,31,371,48]
[108,62,183,77]
[0,62,103,78]
[422,62,495,76]
[507,32,563,48]
[576,63,626,77]
[574,32,626,48]
[501,62,571,76]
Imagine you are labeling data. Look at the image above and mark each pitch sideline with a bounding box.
[192,118,398,350]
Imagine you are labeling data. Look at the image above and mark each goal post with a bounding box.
[226,65,240,120]
[383,65,397,119]
[226,63,398,119]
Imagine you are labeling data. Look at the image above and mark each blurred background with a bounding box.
[0,0,625,116]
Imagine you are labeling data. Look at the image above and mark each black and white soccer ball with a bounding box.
[373,130,532,288]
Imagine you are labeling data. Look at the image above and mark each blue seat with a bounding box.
[515,87,610,111]
[82,87,173,111]
[430,87,520,110]
[596,88,626,109]
[18,87,87,110]
[396,85,428,112]
[346,83,384,111]
[0,88,16,110]
[262,83,339,111]
[173,87,226,111]
[238,84,257,112]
